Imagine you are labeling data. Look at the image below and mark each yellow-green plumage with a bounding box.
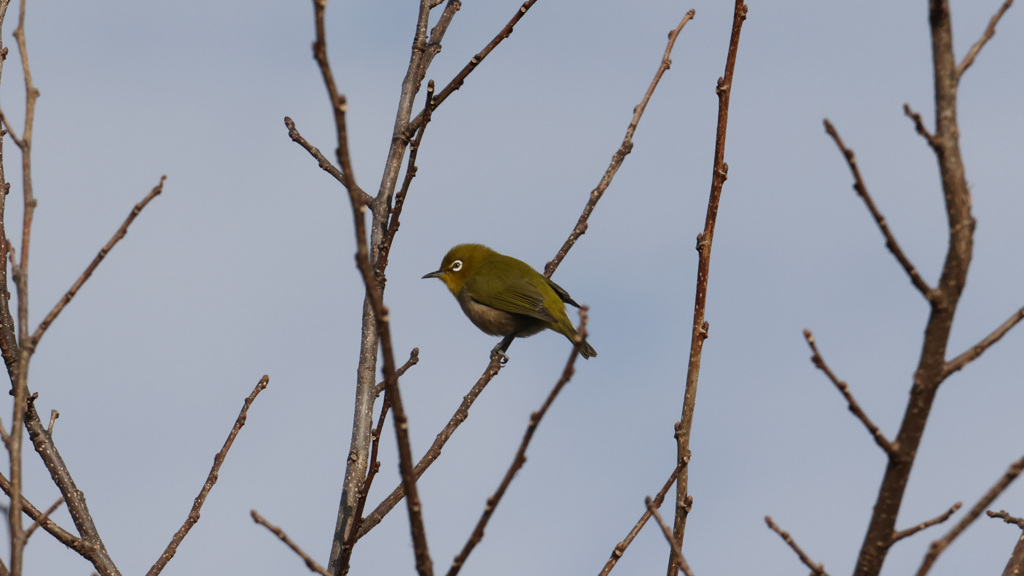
[423,244,597,359]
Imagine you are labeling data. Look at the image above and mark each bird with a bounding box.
[423,243,597,361]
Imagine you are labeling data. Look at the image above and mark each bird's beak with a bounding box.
[422,269,444,279]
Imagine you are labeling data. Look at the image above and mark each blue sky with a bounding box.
[3,1,1023,575]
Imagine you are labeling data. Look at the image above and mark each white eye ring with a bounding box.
[451,260,463,272]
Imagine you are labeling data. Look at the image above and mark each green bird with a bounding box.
[423,244,597,360]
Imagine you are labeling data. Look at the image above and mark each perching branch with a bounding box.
[803,329,895,456]
[671,3,746,571]
[823,119,935,299]
[357,355,504,538]
[765,516,829,576]
[147,376,269,576]
[447,311,585,576]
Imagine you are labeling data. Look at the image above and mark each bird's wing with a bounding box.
[464,274,558,324]
[546,278,581,308]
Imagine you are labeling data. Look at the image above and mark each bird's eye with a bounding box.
[451,260,463,272]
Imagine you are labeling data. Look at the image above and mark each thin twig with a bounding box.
[893,502,961,543]
[988,509,1024,530]
[765,516,829,576]
[917,452,1024,576]
[903,104,940,150]
[147,376,269,576]
[671,5,745,568]
[405,0,538,140]
[46,409,57,435]
[358,355,504,538]
[823,119,935,299]
[943,306,1024,378]
[803,329,896,456]
[599,455,688,576]
[447,311,585,576]
[31,177,166,346]
[252,510,333,576]
[646,497,694,576]
[956,0,1014,78]
[375,348,421,397]
[545,9,695,277]
[23,497,62,539]
[0,470,79,552]
[283,117,370,204]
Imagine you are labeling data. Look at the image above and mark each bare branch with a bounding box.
[23,497,62,539]
[375,348,421,397]
[147,375,269,576]
[823,119,935,299]
[24,395,121,575]
[943,306,1024,378]
[765,516,829,576]
[447,311,585,576]
[599,455,689,576]
[647,497,694,576]
[917,453,1024,576]
[957,0,1015,78]
[31,177,166,346]
[0,470,78,550]
[252,510,333,576]
[903,104,940,150]
[988,509,1024,530]
[803,329,896,456]
[671,4,746,568]
[405,0,538,139]
[283,117,369,204]
[545,9,695,277]
[358,355,504,538]
[893,501,961,543]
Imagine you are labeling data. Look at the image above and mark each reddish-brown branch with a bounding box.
[824,119,935,299]
[32,177,166,346]
[598,455,688,576]
[0,469,78,550]
[917,453,1024,575]
[765,516,829,576]
[892,502,961,543]
[447,312,585,576]
[252,510,333,576]
[147,375,269,576]
[803,329,895,456]
[943,306,1024,378]
[671,4,745,571]
[545,10,695,277]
